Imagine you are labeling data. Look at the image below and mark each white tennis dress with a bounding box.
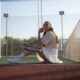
[41,31,63,63]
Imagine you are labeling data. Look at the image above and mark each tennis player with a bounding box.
[8,21,63,64]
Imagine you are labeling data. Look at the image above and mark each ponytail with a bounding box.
[56,36,59,43]
[51,28,59,43]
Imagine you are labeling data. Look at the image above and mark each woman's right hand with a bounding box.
[38,28,43,40]
[38,28,43,34]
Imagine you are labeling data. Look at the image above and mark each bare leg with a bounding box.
[23,50,32,56]
[23,49,50,62]
[8,49,50,63]
[8,40,51,63]
[36,52,51,62]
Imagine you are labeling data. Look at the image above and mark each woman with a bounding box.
[8,21,63,64]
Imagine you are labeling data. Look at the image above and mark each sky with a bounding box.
[0,0,80,39]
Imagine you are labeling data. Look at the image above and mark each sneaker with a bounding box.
[7,57,25,64]
[7,54,25,64]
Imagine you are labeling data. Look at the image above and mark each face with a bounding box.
[43,26,47,32]
[43,22,49,32]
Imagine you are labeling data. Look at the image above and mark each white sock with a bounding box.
[16,53,25,58]
[17,53,25,58]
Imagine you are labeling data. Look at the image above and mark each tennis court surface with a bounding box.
[0,56,80,80]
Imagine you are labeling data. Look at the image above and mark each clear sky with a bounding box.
[1,0,80,39]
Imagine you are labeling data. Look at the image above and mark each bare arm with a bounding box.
[38,28,45,46]
[38,28,43,41]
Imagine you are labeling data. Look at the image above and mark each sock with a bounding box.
[17,53,25,58]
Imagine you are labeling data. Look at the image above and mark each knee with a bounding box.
[24,50,28,53]
[23,50,31,55]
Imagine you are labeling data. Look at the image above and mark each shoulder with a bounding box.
[48,31,55,37]
[43,31,55,38]
[46,31,52,35]
[48,31,53,34]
